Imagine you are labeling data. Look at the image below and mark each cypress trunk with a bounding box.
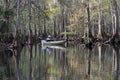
[28,0,32,44]
[112,0,119,42]
[13,0,21,47]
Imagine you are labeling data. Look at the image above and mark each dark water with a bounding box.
[0,44,120,80]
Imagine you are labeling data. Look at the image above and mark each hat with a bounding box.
[48,35,51,37]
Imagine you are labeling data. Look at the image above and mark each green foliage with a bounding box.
[3,8,14,18]
[60,32,76,35]
[47,67,60,76]
[31,1,49,19]
[0,6,14,18]
[0,5,14,32]
[0,6,4,17]
[45,4,59,19]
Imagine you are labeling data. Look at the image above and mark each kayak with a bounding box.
[42,45,66,50]
[41,40,65,45]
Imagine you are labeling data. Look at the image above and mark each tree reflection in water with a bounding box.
[112,45,119,80]
[0,44,120,80]
[13,47,22,80]
[0,49,13,80]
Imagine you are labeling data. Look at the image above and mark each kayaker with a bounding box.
[46,35,52,41]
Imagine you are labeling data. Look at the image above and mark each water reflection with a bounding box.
[0,49,13,80]
[42,45,66,54]
[112,45,119,80]
[0,43,120,80]
[13,47,22,80]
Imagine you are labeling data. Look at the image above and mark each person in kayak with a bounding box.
[46,35,52,41]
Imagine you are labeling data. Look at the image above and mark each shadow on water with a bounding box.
[0,43,120,80]
[0,49,13,80]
